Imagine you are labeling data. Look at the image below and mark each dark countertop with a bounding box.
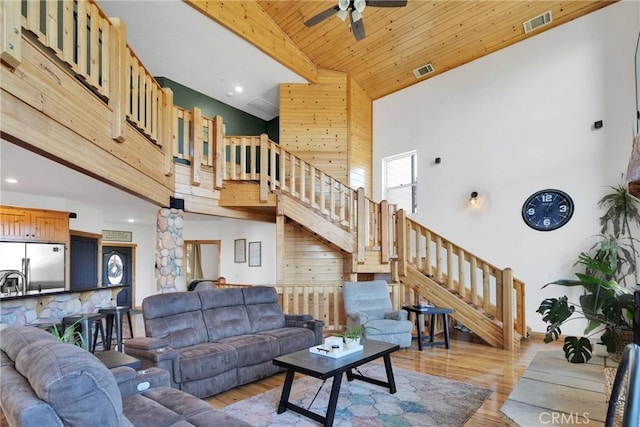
[0,285,126,301]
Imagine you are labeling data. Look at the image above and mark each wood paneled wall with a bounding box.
[279,70,374,196]
[279,70,349,184]
[348,76,372,196]
[283,222,346,286]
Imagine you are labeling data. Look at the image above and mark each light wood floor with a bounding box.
[195,328,563,427]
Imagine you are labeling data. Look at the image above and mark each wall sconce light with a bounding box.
[468,191,479,206]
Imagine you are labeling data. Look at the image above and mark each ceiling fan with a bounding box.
[304,0,408,41]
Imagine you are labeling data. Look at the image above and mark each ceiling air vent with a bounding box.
[413,63,434,79]
[523,11,552,34]
[247,98,279,117]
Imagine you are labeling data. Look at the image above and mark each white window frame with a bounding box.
[382,151,417,214]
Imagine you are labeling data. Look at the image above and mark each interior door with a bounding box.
[102,246,132,307]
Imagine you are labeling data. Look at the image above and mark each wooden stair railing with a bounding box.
[396,209,526,348]
[174,108,526,350]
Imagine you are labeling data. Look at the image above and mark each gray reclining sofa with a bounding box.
[0,326,250,427]
[124,286,324,398]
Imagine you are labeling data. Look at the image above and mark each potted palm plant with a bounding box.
[537,184,639,363]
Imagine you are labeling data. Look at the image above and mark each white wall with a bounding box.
[373,1,640,335]
[183,217,276,285]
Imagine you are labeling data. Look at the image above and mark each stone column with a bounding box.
[156,208,184,293]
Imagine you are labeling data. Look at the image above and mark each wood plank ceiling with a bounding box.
[256,0,616,100]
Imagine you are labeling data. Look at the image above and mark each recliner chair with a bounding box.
[342,280,413,348]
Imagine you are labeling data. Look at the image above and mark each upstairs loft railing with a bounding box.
[173,106,397,255]
[10,0,172,151]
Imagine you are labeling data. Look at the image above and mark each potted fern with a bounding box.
[537,184,639,363]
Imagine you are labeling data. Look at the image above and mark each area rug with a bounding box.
[221,363,492,427]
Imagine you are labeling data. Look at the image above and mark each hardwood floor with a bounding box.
[0,316,561,427]
[198,328,563,426]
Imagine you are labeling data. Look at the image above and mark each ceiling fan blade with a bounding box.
[350,11,366,41]
[304,5,339,27]
[366,0,408,7]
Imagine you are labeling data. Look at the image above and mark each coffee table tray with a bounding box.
[309,343,363,358]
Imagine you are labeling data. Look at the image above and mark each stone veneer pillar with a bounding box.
[156,208,184,293]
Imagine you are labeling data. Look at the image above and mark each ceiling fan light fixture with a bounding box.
[351,9,362,22]
[354,0,366,12]
[338,0,350,10]
[336,9,348,21]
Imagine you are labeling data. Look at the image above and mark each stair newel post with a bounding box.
[191,107,202,186]
[259,134,269,202]
[502,267,514,350]
[356,187,366,263]
[161,88,174,177]
[380,200,389,264]
[396,209,407,277]
[213,115,224,190]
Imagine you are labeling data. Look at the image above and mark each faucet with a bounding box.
[0,270,27,296]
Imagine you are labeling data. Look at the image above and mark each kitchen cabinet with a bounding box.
[0,206,70,243]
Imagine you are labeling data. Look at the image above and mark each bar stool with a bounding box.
[98,306,134,352]
[61,313,105,353]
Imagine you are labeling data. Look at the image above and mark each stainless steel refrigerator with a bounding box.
[0,242,65,293]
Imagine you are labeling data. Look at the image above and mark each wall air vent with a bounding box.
[413,63,435,79]
[523,11,552,34]
[247,98,279,117]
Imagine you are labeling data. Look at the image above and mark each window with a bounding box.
[383,151,417,213]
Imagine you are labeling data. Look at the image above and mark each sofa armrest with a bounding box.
[384,309,408,321]
[285,315,325,345]
[123,338,181,388]
[111,366,171,399]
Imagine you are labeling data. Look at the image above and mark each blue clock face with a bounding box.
[522,189,574,231]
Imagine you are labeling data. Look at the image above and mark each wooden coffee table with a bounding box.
[272,339,399,427]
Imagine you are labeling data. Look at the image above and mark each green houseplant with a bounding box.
[50,320,87,348]
[537,184,639,363]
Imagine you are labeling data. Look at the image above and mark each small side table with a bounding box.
[402,305,453,351]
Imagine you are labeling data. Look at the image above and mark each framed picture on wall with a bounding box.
[248,241,261,267]
[234,239,246,263]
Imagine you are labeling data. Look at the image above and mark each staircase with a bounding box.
[173,108,526,350]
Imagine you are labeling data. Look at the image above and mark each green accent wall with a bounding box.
[156,77,278,139]
[266,117,279,143]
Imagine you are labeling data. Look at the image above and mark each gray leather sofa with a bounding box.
[124,286,324,398]
[0,326,250,427]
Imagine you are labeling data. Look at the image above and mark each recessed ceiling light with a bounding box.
[235,86,243,93]
[5,178,18,184]
[127,218,135,223]
[226,91,234,97]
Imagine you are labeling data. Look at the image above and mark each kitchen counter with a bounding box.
[0,285,125,300]
[0,285,127,328]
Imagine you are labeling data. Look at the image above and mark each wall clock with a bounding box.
[521,189,574,231]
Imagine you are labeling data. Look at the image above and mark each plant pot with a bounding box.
[593,342,609,358]
[610,328,634,363]
[343,337,360,349]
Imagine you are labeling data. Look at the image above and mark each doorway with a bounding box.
[102,245,135,307]
[184,240,220,285]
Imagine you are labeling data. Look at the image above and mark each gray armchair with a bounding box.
[343,280,413,348]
